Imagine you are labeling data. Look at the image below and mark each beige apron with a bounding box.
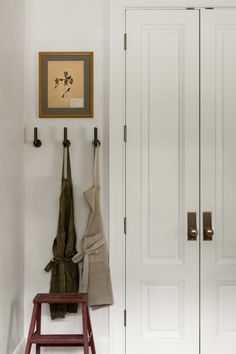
[72,146,113,308]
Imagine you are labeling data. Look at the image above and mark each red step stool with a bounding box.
[24,293,96,354]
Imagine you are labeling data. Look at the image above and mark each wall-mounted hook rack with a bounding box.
[63,127,71,147]
[33,127,42,148]
[93,127,101,147]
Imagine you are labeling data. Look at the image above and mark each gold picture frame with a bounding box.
[39,52,93,118]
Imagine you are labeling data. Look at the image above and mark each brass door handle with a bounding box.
[204,228,214,238]
[189,229,198,239]
[203,212,214,241]
[188,212,198,241]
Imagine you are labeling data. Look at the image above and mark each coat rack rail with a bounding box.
[33,127,100,147]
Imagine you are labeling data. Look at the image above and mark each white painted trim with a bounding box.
[13,338,25,354]
[109,3,126,354]
[109,2,236,354]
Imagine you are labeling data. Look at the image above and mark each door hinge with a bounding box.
[124,309,127,327]
[124,33,127,50]
[205,7,214,9]
[124,217,127,234]
[186,7,195,10]
[124,125,127,142]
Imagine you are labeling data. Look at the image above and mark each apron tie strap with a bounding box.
[44,255,74,272]
[72,233,105,292]
[93,146,100,186]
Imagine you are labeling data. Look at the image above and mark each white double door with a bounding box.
[126,8,236,354]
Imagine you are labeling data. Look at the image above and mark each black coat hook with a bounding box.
[93,127,101,147]
[63,127,71,147]
[33,127,42,148]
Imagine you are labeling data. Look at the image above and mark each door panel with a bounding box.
[201,9,236,354]
[126,10,199,354]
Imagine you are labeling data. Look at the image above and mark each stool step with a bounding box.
[31,334,87,346]
[33,293,88,304]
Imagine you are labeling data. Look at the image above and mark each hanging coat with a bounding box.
[72,146,113,308]
[45,147,79,319]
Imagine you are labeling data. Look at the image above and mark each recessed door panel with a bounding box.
[201,9,236,354]
[126,9,199,354]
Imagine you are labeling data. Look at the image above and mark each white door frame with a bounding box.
[109,2,236,354]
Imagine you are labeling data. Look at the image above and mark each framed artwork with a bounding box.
[39,52,93,118]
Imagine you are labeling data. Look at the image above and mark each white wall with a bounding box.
[0,0,25,353]
[24,0,110,353]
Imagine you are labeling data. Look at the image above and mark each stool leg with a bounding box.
[86,305,96,354]
[36,304,41,354]
[25,303,39,354]
[82,303,89,354]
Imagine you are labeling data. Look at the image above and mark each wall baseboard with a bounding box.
[13,338,25,354]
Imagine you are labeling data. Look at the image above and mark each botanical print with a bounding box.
[54,71,74,98]
[48,61,84,109]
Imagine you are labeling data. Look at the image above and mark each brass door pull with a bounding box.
[188,212,198,241]
[189,228,198,239]
[203,212,214,241]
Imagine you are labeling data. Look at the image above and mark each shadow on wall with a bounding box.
[5,300,21,354]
